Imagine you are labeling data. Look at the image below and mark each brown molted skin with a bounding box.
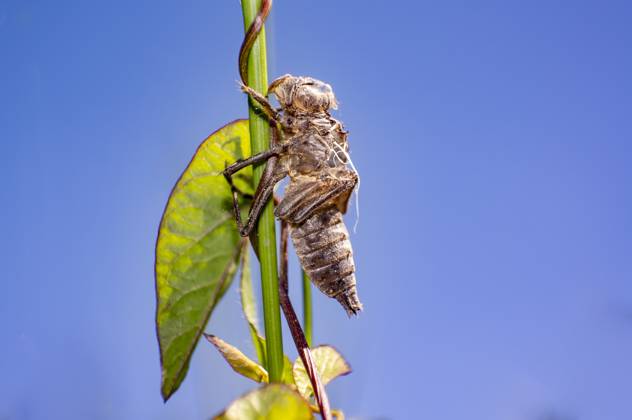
[271,76,362,316]
[224,74,362,316]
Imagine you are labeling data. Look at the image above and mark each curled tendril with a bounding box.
[239,0,272,86]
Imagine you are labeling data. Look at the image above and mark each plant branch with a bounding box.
[302,270,313,347]
[279,221,332,420]
[240,0,284,382]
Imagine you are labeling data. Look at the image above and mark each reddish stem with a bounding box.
[279,221,332,420]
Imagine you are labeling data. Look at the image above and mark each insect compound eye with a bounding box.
[311,81,337,110]
[294,83,332,112]
[314,83,331,95]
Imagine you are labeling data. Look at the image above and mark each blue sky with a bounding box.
[2,1,631,419]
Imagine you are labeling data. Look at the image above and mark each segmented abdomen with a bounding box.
[291,207,362,316]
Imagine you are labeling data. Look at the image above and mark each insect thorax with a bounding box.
[280,112,349,177]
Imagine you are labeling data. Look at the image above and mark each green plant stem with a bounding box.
[302,270,313,347]
[241,0,284,383]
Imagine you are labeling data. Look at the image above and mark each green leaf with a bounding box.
[292,346,352,399]
[204,334,268,383]
[240,249,268,368]
[249,326,268,371]
[281,355,296,386]
[215,384,314,420]
[155,120,252,401]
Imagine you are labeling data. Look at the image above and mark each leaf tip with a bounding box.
[161,382,174,403]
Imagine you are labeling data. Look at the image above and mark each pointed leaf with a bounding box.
[215,384,314,420]
[292,346,352,399]
[155,120,252,400]
[204,334,268,383]
[239,249,267,368]
[249,325,268,371]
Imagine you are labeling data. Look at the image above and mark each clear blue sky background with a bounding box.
[2,1,631,419]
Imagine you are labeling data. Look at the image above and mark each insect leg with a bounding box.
[223,145,281,177]
[223,143,284,233]
[240,83,280,123]
[276,171,358,225]
[223,140,288,193]
[238,157,287,237]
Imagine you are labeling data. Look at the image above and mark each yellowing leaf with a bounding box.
[292,346,351,399]
[215,384,313,420]
[205,334,268,383]
[155,120,252,400]
[281,354,296,386]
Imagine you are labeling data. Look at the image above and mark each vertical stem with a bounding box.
[240,0,284,383]
[302,270,313,347]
